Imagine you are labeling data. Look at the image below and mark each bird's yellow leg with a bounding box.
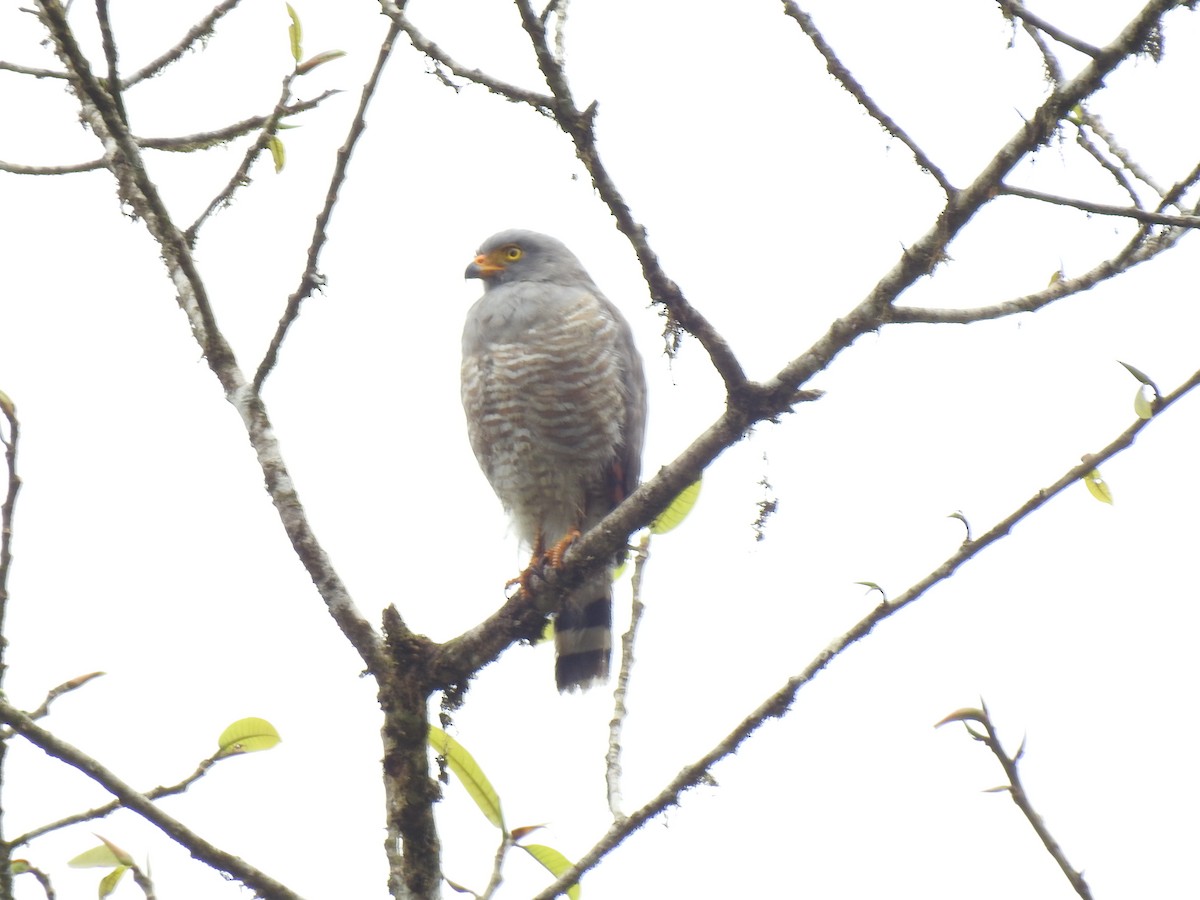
[506,531,547,594]
[546,528,582,569]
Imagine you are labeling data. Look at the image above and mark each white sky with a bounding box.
[2,1,1199,898]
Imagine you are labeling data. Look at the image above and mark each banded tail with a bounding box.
[554,570,613,692]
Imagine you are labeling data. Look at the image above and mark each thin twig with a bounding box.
[11,750,222,847]
[16,862,54,899]
[384,5,555,112]
[139,92,337,151]
[780,2,957,197]
[1072,124,1143,206]
[998,0,1103,57]
[0,60,66,78]
[2,671,106,734]
[999,183,1200,227]
[0,395,20,662]
[0,700,301,900]
[512,0,748,389]
[896,161,1200,325]
[937,703,1093,900]
[254,20,401,391]
[120,0,245,88]
[0,157,104,174]
[1017,11,1066,84]
[547,0,570,66]
[184,70,299,244]
[0,393,19,900]
[531,360,1200,900]
[1007,0,1154,211]
[606,533,648,820]
[94,0,126,124]
[128,860,157,900]
[478,831,511,899]
[1078,109,1164,195]
[0,94,334,176]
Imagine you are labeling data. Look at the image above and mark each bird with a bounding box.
[461,229,647,692]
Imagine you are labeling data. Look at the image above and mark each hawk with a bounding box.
[461,230,647,692]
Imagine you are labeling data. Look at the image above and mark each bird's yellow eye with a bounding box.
[504,246,523,261]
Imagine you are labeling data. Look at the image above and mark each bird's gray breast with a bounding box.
[461,282,630,544]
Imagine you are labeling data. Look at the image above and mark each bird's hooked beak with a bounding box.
[465,251,506,280]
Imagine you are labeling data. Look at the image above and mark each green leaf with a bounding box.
[68,844,126,869]
[267,136,286,173]
[10,860,29,875]
[1117,360,1155,386]
[650,479,701,534]
[95,835,134,867]
[1133,384,1155,419]
[854,581,886,600]
[521,844,581,900]
[216,717,281,757]
[297,49,346,75]
[285,3,302,62]
[1083,469,1113,505]
[0,389,13,417]
[947,510,970,539]
[428,726,504,830]
[99,866,130,898]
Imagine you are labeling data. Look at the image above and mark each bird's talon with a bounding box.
[546,528,582,568]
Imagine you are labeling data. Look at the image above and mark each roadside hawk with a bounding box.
[461,229,647,692]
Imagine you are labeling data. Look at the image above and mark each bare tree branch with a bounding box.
[762,0,1185,399]
[33,0,385,679]
[532,360,1200,900]
[434,0,1185,700]
[13,1,1196,896]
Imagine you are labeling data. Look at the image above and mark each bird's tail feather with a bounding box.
[555,572,612,692]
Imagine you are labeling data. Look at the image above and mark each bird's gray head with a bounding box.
[465,230,591,289]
